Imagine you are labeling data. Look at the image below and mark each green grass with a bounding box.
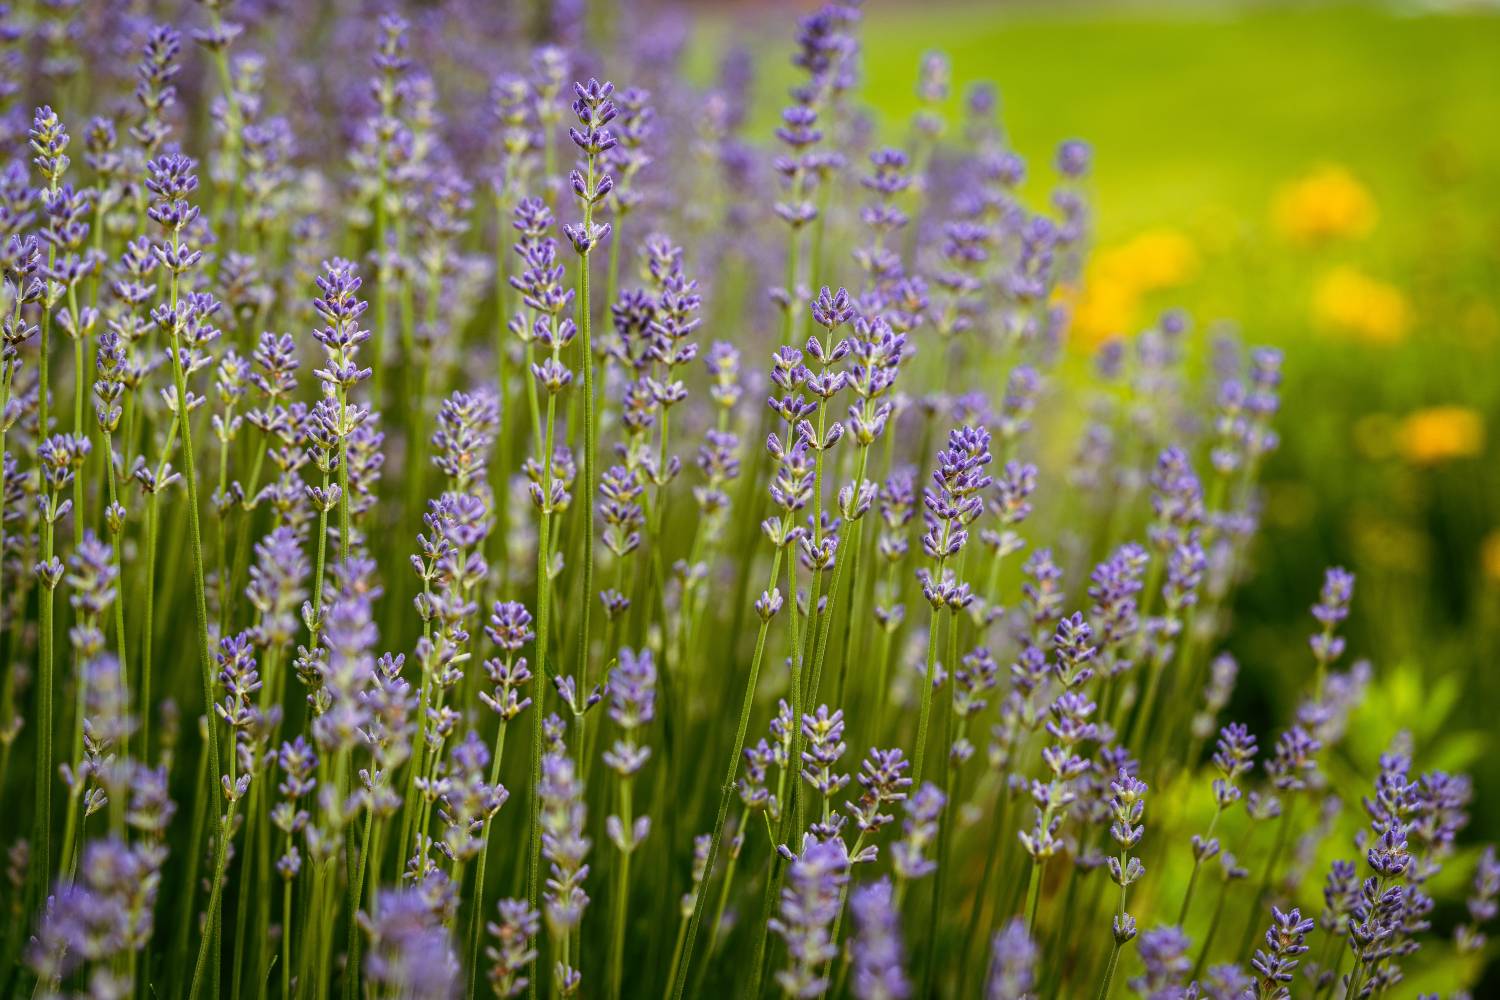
[744,2,1500,245]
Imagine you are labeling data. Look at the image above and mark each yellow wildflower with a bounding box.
[1483,531,1500,584]
[1312,266,1411,344]
[1072,228,1199,344]
[1272,164,1377,244]
[1398,406,1485,465]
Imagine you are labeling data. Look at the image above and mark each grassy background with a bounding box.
[710,0,1500,921]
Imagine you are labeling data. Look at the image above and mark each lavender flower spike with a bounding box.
[850,877,910,1000]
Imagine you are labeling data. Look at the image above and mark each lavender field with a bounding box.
[0,1,1497,998]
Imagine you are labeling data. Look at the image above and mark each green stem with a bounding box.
[282,877,294,999]
[786,548,806,839]
[167,239,226,997]
[670,536,787,1000]
[31,519,55,890]
[1095,941,1122,1000]
[467,720,509,998]
[69,289,85,549]
[526,391,558,1000]
[1178,806,1223,925]
[189,796,241,1000]
[1024,857,1044,935]
[575,229,597,774]
[609,774,634,1000]
[911,595,943,785]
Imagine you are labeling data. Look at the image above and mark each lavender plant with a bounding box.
[0,4,1490,999]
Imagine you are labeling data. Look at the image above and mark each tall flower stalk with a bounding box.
[564,77,616,783]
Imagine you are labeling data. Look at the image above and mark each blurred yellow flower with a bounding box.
[1272,164,1377,244]
[1312,266,1411,344]
[1072,228,1199,344]
[1398,406,1485,465]
[1483,531,1500,584]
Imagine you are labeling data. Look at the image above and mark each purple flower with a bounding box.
[25,837,158,982]
[892,782,944,880]
[486,899,541,997]
[985,918,1038,999]
[1200,964,1252,1000]
[563,77,616,255]
[1088,544,1147,671]
[29,106,69,187]
[1056,139,1091,179]
[606,646,656,733]
[1129,925,1191,997]
[846,748,911,836]
[1457,846,1500,953]
[246,527,308,648]
[769,835,849,998]
[850,878,910,1000]
[1020,548,1064,632]
[1052,612,1098,688]
[360,881,460,999]
[309,558,380,753]
[1310,566,1355,668]
[920,424,993,567]
[1250,906,1314,998]
[801,704,848,799]
[311,258,374,395]
[539,752,591,942]
[431,390,499,489]
[1266,725,1321,794]
[436,732,508,863]
[1212,722,1258,808]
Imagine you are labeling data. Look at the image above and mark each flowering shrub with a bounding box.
[0,3,1491,999]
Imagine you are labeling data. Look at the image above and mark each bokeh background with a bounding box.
[701,0,1500,983]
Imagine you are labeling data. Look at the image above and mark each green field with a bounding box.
[754,2,1500,240]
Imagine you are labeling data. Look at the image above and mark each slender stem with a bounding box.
[231,781,261,1000]
[671,535,787,1000]
[609,774,634,1000]
[1238,801,1296,959]
[138,486,160,759]
[786,548,806,839]
[166,237,226,998]
[1024,857,1044,934]
[664,911,690,1000]
[575,217,597,775]
[704,812,745,962]
[370,138,391,408]
[68,285,85,549]
[1095,941,1122,1000]
[526,390,558,1000]
[920,608,961,994]
[467,720,509,998]
[282,877,294,999]
[911,596,943,785]
[189,796,241,1000]
[101,430,127,673]
[1178,806,1223,925]
[340,804,373,1000]
[32,516,55,888]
